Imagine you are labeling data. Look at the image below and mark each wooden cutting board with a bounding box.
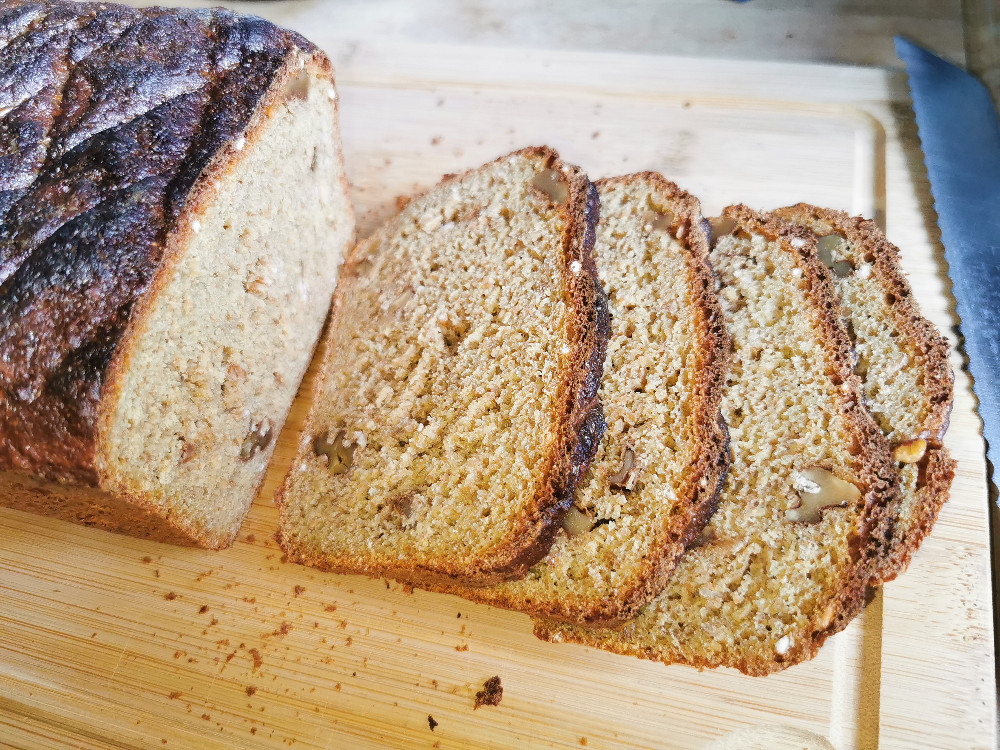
[0,17,995,750]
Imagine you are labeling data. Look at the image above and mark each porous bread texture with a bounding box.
[773,205,955,581]
[535,206,899,676]
[276,147,610,587]
[427,173,730,623]
[2,56,354,549]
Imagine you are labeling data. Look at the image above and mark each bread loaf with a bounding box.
[427,173,729,623]
[0,1,354,548]
[535,206,899,675]
[276,147,610,587]
[773,205,956,581]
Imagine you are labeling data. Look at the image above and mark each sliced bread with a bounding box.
[0,1,353,548]
[773,205,955,581]
[426,173,729,623]
[535,206,899,676]
[276,147,610,587]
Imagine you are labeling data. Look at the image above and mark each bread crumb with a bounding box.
[199,605,209,614]
[168,691,182,700]
[164,592,177,601]
[249,648,263,670]
[293,585,305,597]
[141,556,153,564]
[245,534,256,544]
[324,604,337,612]
[246,686,257,697]
[427,715,438,731]
[265,622,292,638]
[474,676,502,709]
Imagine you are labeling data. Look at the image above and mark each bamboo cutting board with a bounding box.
[0,20,995,750]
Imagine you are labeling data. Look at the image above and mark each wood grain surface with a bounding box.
[0,21,994,750]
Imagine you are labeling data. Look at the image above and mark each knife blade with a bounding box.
[895,36,1000,492]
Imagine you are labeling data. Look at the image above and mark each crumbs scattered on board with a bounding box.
[474,676,503,709]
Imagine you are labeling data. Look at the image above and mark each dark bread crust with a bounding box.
[773,204,956,581]
[276,147,610,587]
[0,0,334,546]
[534,206,901,676]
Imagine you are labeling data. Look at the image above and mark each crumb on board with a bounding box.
[164,592,177,600]
[474,676,503,709]
[245,534,256,544]
[199,605,209,614]
[294,585,305,597]
[455,644,468,652]
[428,715,438,731]
[168,692,182,700]
[249,648,263,671]
[246,686,257,697]
[141,556,153,564]
[265,622,292,639]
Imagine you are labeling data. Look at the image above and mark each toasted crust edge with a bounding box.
[275,146,610,586]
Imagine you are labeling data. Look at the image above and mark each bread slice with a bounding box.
[275,147,610,587]
[425,173,730,623]
[773,205,955,581]
[535,206,899,676]
[0,1,353,548]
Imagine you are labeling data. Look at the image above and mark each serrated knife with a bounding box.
[895,36,1000,493]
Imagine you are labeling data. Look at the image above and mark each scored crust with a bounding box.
[417,172,730,623]
[0,1,350,548]
[275,147,610,587]
[534,206,900,675]
[773,204,956,581]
